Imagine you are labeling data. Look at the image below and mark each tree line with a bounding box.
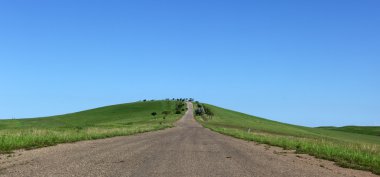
[150,98,192,121]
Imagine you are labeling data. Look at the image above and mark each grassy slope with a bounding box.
[0,100,183,153]
[195,103,380,174]
[318,126,380,137]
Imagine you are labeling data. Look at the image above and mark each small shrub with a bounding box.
[151,112,157,119]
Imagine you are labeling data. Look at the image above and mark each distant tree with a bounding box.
[162,111,171,115]
[162,111,171,119]
[208,111,214,119]
[151,112,157,119]
[195,108,203,116]
[143,99,147,102]
[175,110,181,114]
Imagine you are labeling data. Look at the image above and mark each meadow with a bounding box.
[318,126,380,137]
[194,103,380,174]
[0,100,184,153]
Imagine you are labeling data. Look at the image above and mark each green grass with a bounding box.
[318,126,380,137]
[0,100,184,153]
[194,103,380,175]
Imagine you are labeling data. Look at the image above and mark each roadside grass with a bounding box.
[194,103,380,175]
[0,100,183,153]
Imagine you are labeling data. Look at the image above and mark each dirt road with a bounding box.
[0,102,377,177]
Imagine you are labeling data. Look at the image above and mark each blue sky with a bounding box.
[1,0,379,127]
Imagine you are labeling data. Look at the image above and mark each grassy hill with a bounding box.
[1,100,378,174]
[0,100,184,153]
[318,126,380,137]
[194,103,380,174]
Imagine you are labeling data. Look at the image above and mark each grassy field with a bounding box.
[0,100,184,153]
[194,103,380,174]
[318,126,380,137]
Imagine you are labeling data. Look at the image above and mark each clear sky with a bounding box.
[1,0,379,127]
